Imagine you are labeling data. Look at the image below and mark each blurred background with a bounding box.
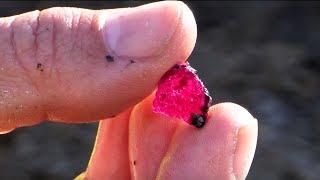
[0,1,319,180]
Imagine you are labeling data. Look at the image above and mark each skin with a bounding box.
[0,1,258,180]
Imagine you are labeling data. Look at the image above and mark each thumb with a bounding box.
[0,1,197,131]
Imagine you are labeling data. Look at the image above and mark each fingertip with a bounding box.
[156,102,257,179]
[158,0,197,64]
[208,102,258,179]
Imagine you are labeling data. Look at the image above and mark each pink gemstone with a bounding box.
[152,63,212,127]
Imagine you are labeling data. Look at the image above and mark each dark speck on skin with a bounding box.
[36,63,44,72]
[105,55,114,62]
[133,161,136,165]
[122,59,136,72]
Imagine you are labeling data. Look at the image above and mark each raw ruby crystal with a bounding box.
[152,63,212,128]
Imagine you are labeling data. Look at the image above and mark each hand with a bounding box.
[0,1,258,180]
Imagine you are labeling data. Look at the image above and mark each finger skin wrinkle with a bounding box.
[0,12,48,130]
[0,7,102,128]
[34,13,40,65]
[0,9,63,129]
[38,7,66,86]
[11,11,41,91]
[35,8,113,123]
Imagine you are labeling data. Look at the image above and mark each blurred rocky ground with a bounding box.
[0,1,319,180]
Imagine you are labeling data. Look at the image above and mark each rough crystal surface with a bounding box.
[152,63,212,125]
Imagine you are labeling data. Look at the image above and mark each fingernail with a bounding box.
[102,1,181,58]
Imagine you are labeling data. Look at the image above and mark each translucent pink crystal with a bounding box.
[152,63,212,127]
